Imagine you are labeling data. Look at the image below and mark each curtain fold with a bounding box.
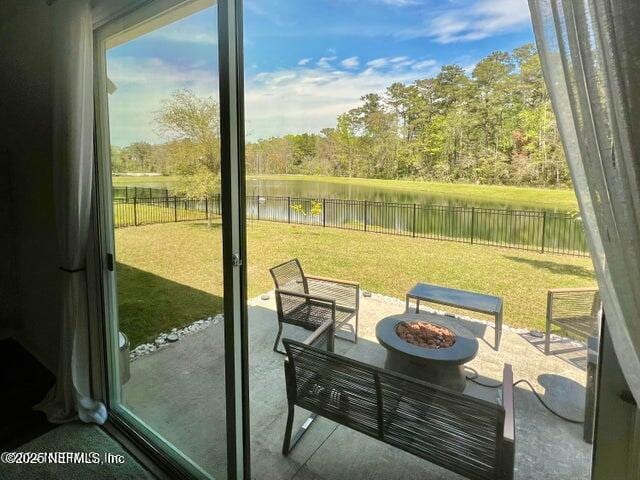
[36,0,107,424]
[529,0,640,401]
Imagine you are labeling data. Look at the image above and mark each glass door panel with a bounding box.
[96,1,228,478]
[242,2,600,480]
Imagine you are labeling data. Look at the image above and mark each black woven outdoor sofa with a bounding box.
[270,258,359,353]
[282,320,515,480]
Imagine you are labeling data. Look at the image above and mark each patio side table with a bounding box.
[406,283,504,350]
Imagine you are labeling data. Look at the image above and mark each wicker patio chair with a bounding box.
[269,259,359,354]
[545,287,601,354]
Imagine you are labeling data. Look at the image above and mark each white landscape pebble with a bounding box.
[129,292,586,361]
[129,313,224,361]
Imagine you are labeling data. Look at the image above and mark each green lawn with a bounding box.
[250,174,579,211]
[115,219,595,347]
[113,202,207,227]
[112,175,182,188]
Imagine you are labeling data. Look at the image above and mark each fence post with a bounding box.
[125,186,128,203]
[133,197,138,226]
[174,196,178,223]
[541,211,547,253]
[470,207,476,244]
[205,197,209,221]
[322,198,326,227]
[364,200,368,231]
[412,204,417,237]
[149,187,152,201]
[287,196,291,224]
[257,196,260,220]
[165,189,169,208]
[134,186,137,201]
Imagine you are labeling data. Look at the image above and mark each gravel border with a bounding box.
[128,290,586,361]
[129,314,223,361]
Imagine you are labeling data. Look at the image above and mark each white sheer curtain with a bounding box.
[529,0,640,401]
[36,0,107,424]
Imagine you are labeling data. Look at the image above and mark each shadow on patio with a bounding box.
[123,293,592,480]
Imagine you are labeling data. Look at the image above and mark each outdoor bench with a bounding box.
[281,320,515,480]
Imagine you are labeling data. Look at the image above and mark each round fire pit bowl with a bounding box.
[376,312,479,392]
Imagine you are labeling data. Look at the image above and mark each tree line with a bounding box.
[112,43,570,197]
[246,43,568,187]
[111,89,221,197]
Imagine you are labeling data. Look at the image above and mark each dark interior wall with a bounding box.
[592,322,640,479]
[0,147,17,335]
[0,0,61,371]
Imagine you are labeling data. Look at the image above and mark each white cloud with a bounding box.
[108,52,443,144]
[317,56,338,68]
[155,30,217,45]
[363,56,417,71]
[245,58,438,140]
[107,56,218,146]
[389,56,416,69]
[403,0,531,44]
[108,57,217,90]
[297,58,312,66]
[340,56,360,69]
[366,57,389,69]
[412,59,437,70]
[151,22,217,45]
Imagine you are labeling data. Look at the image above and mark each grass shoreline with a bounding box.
[250,174,578,211]
[114,174,578,211]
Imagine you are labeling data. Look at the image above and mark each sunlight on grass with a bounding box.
[115,219,595,346]
[113,202,206,227]
[112,175,182,187]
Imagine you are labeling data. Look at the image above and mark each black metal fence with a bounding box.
[112,191,589,257]
[113,196,219,228]
[113,186,172,202]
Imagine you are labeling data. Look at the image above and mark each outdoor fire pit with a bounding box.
[395,321,457,349]
[376,312,479,392]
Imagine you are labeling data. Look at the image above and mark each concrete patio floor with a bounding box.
[123,293,593,480]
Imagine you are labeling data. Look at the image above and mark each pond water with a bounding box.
[116,176,574,212]
[113,176,587,256]
[246,177,571,213]
[243,178,585,256]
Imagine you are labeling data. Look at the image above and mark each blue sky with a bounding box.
[107,0,534,146]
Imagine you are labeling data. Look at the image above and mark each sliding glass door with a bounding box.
[91,1,624,479]
[94,1,248,478]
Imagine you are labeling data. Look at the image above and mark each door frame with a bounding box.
[91,1,250,478]
[83,0,634,476]
[218,0,251,477]
[592,314,640,479]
